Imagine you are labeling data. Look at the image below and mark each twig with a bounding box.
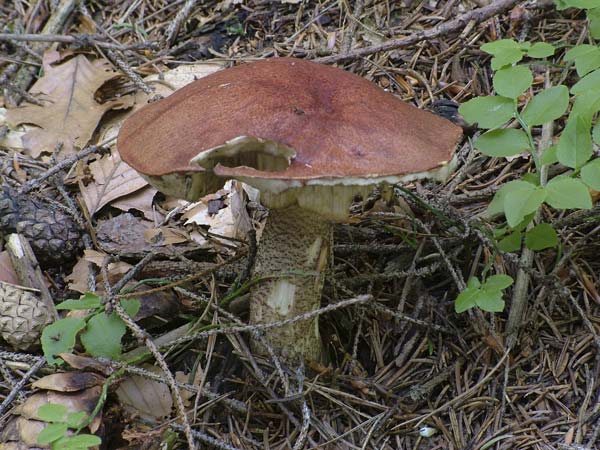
[506,93,554,349]
[394,350,510,429]
[170,423,245,450]
[6,0,77,106]
[18,140,112,195]
[315,0,521,64]
[165,0,198,47]
[100,262,196,450]
[170,295,372,346]
[341,0,364,54]
[0,356,46,417]
[0,32,159,51]
[106,49,155,96]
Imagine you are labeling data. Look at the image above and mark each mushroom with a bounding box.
[117,58,462,363]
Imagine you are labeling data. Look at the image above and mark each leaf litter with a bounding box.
[1,3,600,450]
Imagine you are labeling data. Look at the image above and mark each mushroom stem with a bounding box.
[249,206,332,362]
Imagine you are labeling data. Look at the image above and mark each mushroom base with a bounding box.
[249,206,332,363]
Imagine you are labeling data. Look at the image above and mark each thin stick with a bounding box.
[0,32,158,51]
[315,0,520,64]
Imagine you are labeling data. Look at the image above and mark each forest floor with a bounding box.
[1,1,600,449]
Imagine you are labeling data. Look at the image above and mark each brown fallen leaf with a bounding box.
[0,251,19,285]
[78,151,148,215]
[6,51,132,157]
[110,184,159,221]
[144,227,190,245]
[116,368,173,420]
[65,249,133,294]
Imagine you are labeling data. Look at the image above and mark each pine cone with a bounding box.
[0,186,83,267]
[0,282,52,350]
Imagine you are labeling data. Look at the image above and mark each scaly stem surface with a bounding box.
[249,206,332,363]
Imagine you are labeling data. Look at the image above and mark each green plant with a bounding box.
[455,275,514,313]
[41,293,140,365]
[36,403,101,450]
[455,5,600,312]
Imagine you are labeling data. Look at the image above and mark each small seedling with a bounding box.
[41,293,140,365]
[36,403,101,450]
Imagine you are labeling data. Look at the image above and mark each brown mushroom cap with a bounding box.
[118,58,462,217]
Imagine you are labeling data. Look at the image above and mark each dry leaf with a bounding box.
[6,53,132,157]
[79,151,148,215]
[144,227,190,245]
[0,251,20,285]
[143,62,225,93]
[65,250,133,293]
[32,372,104,392]
[0,108,27,150]
[110,185,159,221]
[182,181,250,243]
[116,369,173,420]
[65,257,91,294]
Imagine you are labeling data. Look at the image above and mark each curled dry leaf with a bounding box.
[6,52,133,158]
[31,372,104,392]
[110,185,159,221]
[79,151,149,215]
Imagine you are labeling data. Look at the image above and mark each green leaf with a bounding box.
[526,42,555,58]
[504,184,546,227]
[475,290,506,312]
[589,8,600,39]
[564,0,600,7]
[41,318,87,366]
[557,115,593,168]
[565,44,598,61]
[498,230,522,252]
[455,287,479,313]
[121,298,141,317]
[57,293,102,311]
[541,145,559,166]
[571,91,600,127]
[37,423,69,444]
[54,434,102,449]
[66,411,87,428]
[521,86,569,126]
[481,39,521,55]
[458,96,515,128]
[572,69,600,95]
[486,180,533,217]
[491,49,525,70]
[525,223,559,250]
[545,177,593,209]
[581,158,600,190]
[566,45,600,76]
[483,274,514,290]
[474,129,530,157]
[593,121,600,144]
[38,404,68,423]
[493,65,533,99]
[467,277,481,289]
[522,172,540,185]
[80,311,126,359]
[481,40,524,69]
